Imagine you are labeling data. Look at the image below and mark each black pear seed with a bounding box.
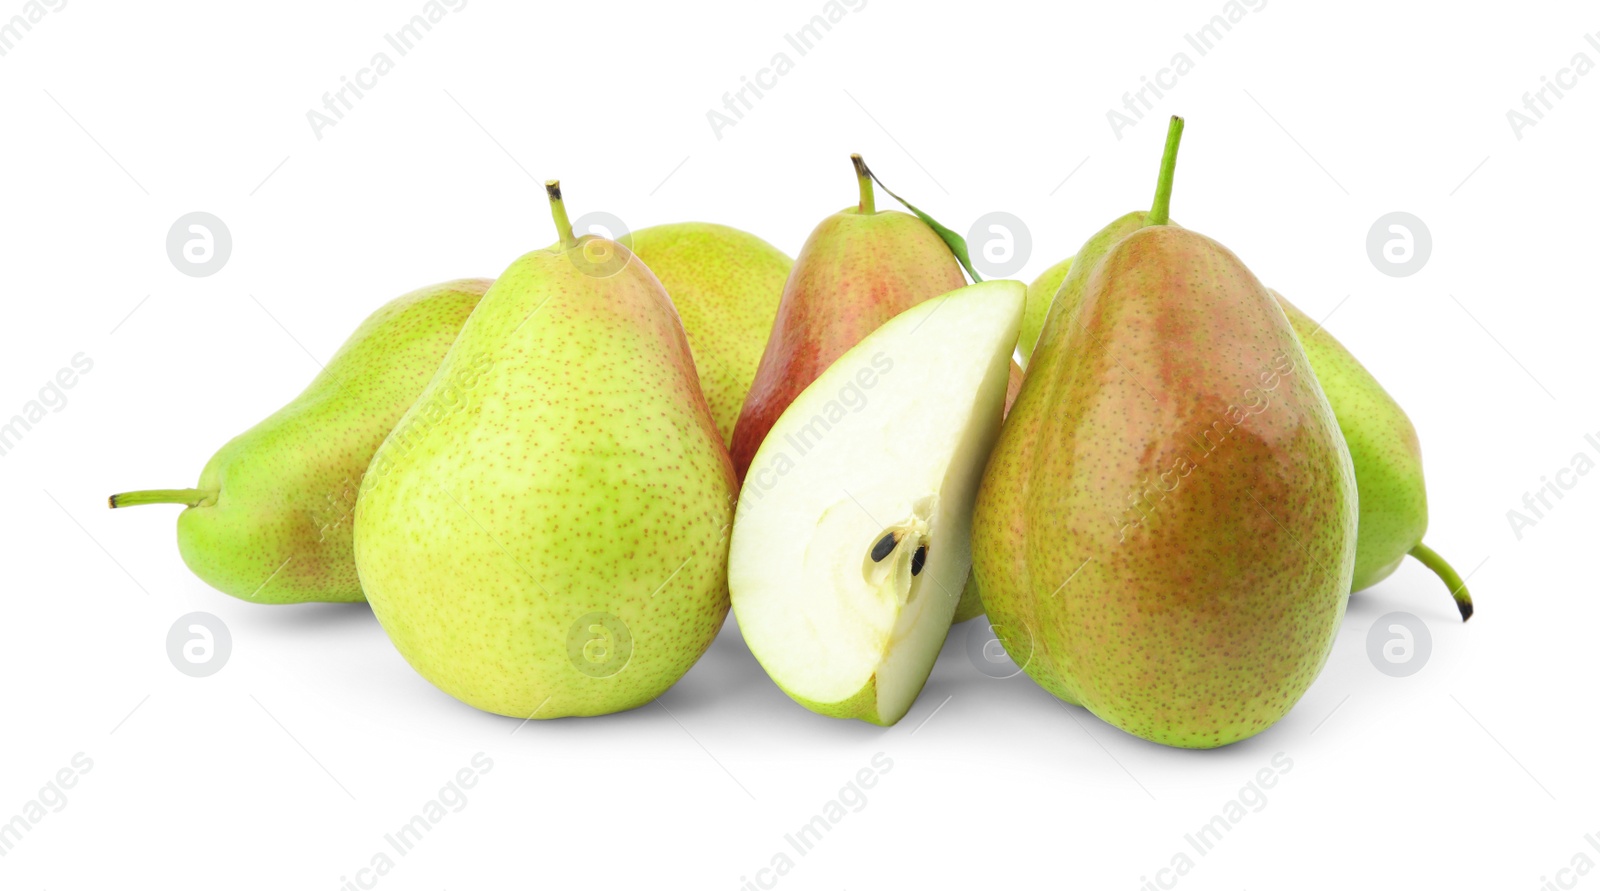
[911,545,927,576]
[871,533,898,563]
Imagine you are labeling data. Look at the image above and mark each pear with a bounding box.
[1273,291,1473,619]
[951,360,1023,624]
[731,280,1023,725]
[352,182,737,720]
[629,223,791,446]
[108,279,490,603]
[972,118,1358,748]
[1018,255,1073,369]
[1017,256,1475,620]
[728,154,967,479]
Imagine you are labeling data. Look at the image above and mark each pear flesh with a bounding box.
[109,279,490,604]
[731,280,1024,725]
[354,186,737,719]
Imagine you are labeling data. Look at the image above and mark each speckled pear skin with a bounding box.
[1274,292,1427,592]
[168,280,490,603]
[953,574,985,625]
[628,223,791,446]
[973,225,1357,748]
[965,212,1148,696]
[728,208,966,479]
[953,358,1024,624]
[1018,255,1074,368]
[353,237,738,720]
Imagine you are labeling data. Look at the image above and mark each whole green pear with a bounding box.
[1274,292,1473,618]
[109,279,490,603]
[972,118,1358,748]
[729,154,967,479]
[353,182,737,720]
[628,223,791,446]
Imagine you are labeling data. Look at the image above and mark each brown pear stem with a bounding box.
[1146,116,1185,227]
[1408,542,1475,622]
[545,180,577,250]
[851,154,876,215]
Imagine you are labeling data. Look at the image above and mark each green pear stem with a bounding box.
[108,488,213,509]
[1408,542,1474,622]
[1146,115,1185,227]
[851,154,876,215]
[545,179,577,250]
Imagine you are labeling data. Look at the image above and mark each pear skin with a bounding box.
[353,183,737,720]
[110,279,491,603]
[977,226,1357,748]
[1018,255,1074,369]
[952,358,1024,624]
[728,155,966,479]
[1021,234,1472,619]
[973,118,1358,747]
[960,212,1152,679]
[630,223,791,446]
[1274,292,1472,618]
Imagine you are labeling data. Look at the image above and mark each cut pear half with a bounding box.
[729,280,1024,725]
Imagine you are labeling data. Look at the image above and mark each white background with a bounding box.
[1,1,1594,888]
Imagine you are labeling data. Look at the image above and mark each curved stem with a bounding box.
[545,180,577,250]
[851,154,875,215]
[1146,115,1185,227]
[1408,542,1474,622]
[109,488,213,509]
